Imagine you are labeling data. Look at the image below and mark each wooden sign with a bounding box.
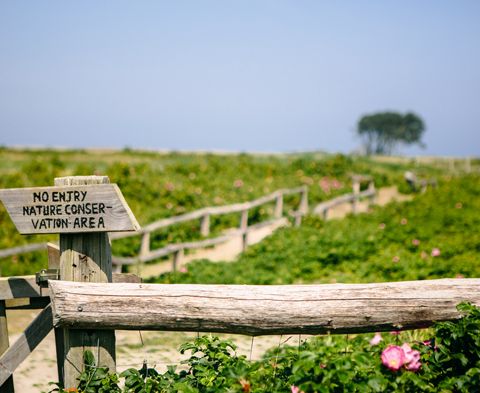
[0,184,140,234]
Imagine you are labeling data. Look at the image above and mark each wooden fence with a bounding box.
[1,277,479,388]
[313,175,375,219]
[0,177,376,274]
[109,185,309,271]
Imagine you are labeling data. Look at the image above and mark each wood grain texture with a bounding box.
[50,279,480,336]
[0,300,14,392]
[112,219,283,265]
[313,189,375,215]
[0,273,140,301]
[0,304,53,387]
[0,179,139,234]
[55,176,116,388]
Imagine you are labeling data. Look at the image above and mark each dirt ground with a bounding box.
[7,186,411,392]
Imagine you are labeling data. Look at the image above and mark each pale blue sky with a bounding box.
[0,1,478,156]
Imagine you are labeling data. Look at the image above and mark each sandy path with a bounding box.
[8,186,411,392]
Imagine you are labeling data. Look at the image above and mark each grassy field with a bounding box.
[0,147,443,276]
[152,174,480,285]
[1,148,479,392]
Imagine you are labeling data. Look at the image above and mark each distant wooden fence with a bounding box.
[109,185,308,271]
[0,176,376,273]
[313,175,375,219]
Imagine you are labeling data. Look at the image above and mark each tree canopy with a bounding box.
[357,111,425,155]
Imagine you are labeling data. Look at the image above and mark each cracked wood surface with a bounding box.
[50,278,480,336]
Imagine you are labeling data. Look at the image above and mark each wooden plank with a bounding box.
[0,181,140,234]
[47,242,60,269]
[0,243,47,259]
[5,297,50,310]
[55,176,116,389]
[0,300,14,392]
[49,278,480,336]
[274,194,283,218]
[0,273,139,300]
[200,214,210,237]
[0,277,43,301]
[141,187,302,233]
[0,304,53,387]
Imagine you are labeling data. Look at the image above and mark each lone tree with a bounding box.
[357,111,425,155]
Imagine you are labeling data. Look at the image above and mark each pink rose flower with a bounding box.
[401,343,422,372]
[165,182,175,191]
[370,333,382,345]
[455,202,463,209]
[392,255,400,263]
[405,359,421,372]
[319,177,331,194]
[412,239,420,246]
[291,386,300,393]
[379,223,386,230]
[381,345,405,371]
[431,248,441,257]
[331,179,342,189]
[234,179,244,188]
[400,218,408,225]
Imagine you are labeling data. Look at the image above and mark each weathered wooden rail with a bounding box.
[0,186,309,274]
[109,185,309,271]
[0,273,140,389]
[0,277,478,388]
[0,176,377,272]
[49,278,480,336]
[313,175,375,219]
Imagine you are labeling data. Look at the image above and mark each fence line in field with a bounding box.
[0,175,376,273]
[109,185,309,271]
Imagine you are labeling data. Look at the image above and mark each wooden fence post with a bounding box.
[274,193,283,219]
[200,214,210,237]
[351,180,360,214]
[0,300,14,392]
[322,208,328,220]
[449,158,455,172]
[299,187,308,214]
[140,232,150,258]
[172,249,184,273]
[465,157,471,173]
[55,176,116,389]
[240,209,249,251]
[368,181,376,208]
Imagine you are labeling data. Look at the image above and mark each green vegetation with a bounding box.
[49,303,480,392]
[357,111,425,155]
[0,148,437,276]
[153,174,480,285]
[2,148,479,391]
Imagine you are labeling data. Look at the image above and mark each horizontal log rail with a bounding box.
[0,242,47,259]
[313,188,375,216]
[0,273,140,302]
[110,186,307,238]
[112,218,286,265]
[49,278,480,336]
[111,186,308,269]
